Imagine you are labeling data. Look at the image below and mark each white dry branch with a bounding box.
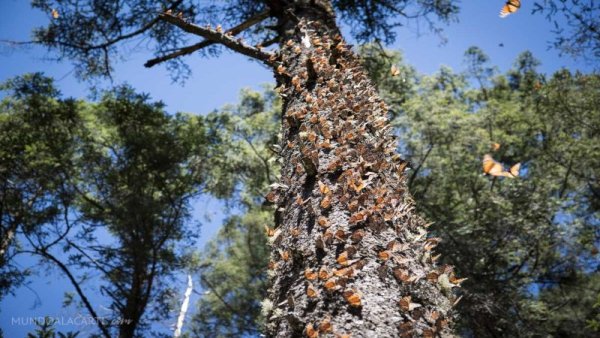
[173,274,193,338]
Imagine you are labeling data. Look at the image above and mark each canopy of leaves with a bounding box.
[376,47,600,336]
[28,0,458,79]
[0,73,80,300]
[68,85,210,335]
[0,74,228,336]
[20,0,599,82]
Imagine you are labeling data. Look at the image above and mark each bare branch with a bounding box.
[242,135,273,185]
[259,36,280,49]
[173,274,193,338]
[0,39,36,46]
[157,13,274,65]
[195,275,258,330]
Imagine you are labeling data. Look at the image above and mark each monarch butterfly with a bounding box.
[482,154,521,178]
[482,154,505,176]
[500,0,521,18]
[507,162,521,177]
[343,290,362,307]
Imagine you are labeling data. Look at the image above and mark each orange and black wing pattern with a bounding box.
[482,154,506,177]
[500,0,521,18]
[507,162,521,177]
[482,154,521,178]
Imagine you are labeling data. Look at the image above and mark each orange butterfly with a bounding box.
[500,0,521,18]
[482,154,520,178]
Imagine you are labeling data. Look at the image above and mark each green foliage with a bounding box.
[522,272,600,336]
[588,290,600,331]
[0,73,80,299]
[191,208,271,337]
[26,317,80,338]
[381,49,600,336]
[197,86,281,205]
[3,51,598,337]
[24,0,598,83]
[68,85,212,335]
[30,0,272,79]
[189,88,280,337]
[27,317,56,338]
[0,74,218,336]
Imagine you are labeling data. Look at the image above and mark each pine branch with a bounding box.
[157,13,274,65]
[145,10,270,68]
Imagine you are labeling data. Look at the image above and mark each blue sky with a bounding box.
[0,0,595,336]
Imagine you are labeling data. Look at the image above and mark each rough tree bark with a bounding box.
[262,2,460,337]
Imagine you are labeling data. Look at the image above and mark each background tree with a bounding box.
[57,86,209,337]
[0,73,80,301]
[377,48,600,336]
[189,88,279,337]
[1,74,220,337]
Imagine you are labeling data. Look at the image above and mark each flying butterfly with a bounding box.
[482,154,521,178]
[482,154,505,176]
[500,0,521,18]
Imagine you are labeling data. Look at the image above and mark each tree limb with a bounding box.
[195,274,257,330]
[174,274,193,338]
[157,13,274,65]
[27,249,112,338]
[242,135,273,185]
[145,10,271,68]
[408,143,434,188]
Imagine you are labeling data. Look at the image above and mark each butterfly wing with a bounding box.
[483,154,505,176]
[488,163,506,176]
[500,0,521,18]
[482,154,495,173]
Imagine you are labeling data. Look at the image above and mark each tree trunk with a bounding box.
[264,2,457,337]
